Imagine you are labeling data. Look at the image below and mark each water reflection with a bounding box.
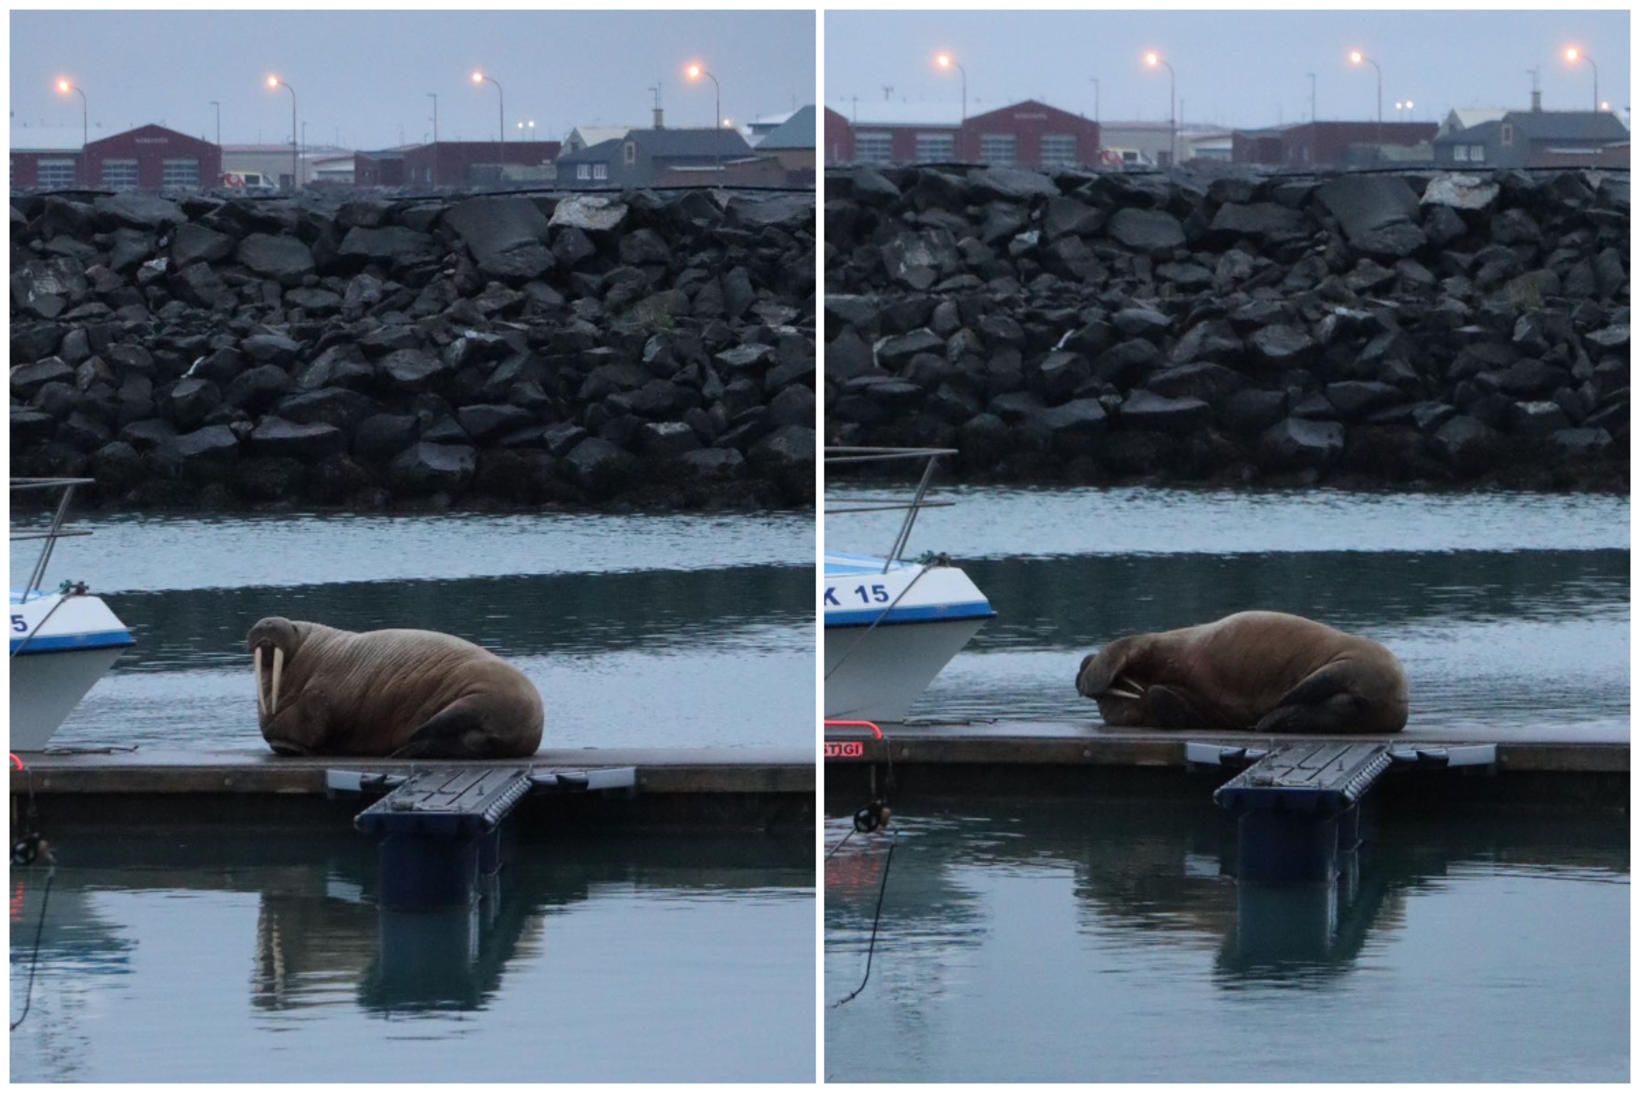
[825,800,1628,1080]
[13,827,813,1077]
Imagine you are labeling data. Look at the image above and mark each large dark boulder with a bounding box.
[444,196,555,279]
[236,233,316,282]
[1316,175,1426,258]
[249,417,349,459]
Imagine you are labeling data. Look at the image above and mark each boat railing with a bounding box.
[824,447,957,573]
[11,478,97,600]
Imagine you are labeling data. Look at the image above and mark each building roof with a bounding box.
[11,124,113,152]
[837,100,965,128]
[1443,107,1509,133]
[756,105,815,150]
[747,108,799,132]
[568,126,633,147]
[1435,110,1628,145]
[556,126,751,163]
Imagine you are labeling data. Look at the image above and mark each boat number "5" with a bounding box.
[10,615,27,633]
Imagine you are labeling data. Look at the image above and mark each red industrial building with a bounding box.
[355,141,561,188]
[826,99,1101,169]
[1231,121,1438,167]
[11,124,221,191]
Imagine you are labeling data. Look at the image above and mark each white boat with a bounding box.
[10,479,134,751]
[823,448,995,723]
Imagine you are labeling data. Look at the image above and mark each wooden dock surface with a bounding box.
[10,745,813,796]
[830,721,1628,774]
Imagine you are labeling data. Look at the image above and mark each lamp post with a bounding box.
[1348,49,1382,155]
[1144,51,1176,168]
[1089,76,1100,124]
[472,70,504,143]
[686,63,720,130]
[1565,47,1598,113]
[55,78,87,150]
[934,52,967,122]
[209,99,221,147]
[265,75,296,191]
[428,92,438,144]
[516,119,537,141]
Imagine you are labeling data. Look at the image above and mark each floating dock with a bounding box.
[11,745,814,831]
[824,722,1628,809]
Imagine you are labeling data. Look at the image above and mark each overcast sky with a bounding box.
[11,10,815,148]
[826,10,1630,130]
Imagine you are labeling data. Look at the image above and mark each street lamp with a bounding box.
[1089,76,1100,124]
[428,92,438,144]
[265,74,297,191]
[685,63,721,131]
[472,69,504,143]
[1565,47,1598,113]
[1144,51,1176,168]
[934,52,967,122]
[1349,49,1383,153]
[516,119,537,141]
[209,99,220,147]
[56,78,87,150]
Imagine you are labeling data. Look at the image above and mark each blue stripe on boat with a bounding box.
[10,630,136,655]
[825,602,997,628]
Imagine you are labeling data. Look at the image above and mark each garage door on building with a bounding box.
[162,158,201,188]
[37,159,78,189]
[101,159,139,190]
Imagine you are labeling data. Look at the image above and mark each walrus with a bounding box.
[1075,611,1408,734]
[246,617,544,758]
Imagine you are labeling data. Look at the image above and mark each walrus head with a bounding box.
[1076,638,1152,726]
[247,617,307,750]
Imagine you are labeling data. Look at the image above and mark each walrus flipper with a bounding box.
[390,699,500,759]
[1255,664,1366,734]
[1144,684,1221,730]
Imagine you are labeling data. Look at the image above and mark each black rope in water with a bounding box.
[10,868,55,1031]
[831,829,896,1009]
[825,826,856,862]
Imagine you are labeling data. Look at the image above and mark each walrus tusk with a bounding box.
[271,646,284,718]
[254,647,266,717]
[1103,686,1143,700]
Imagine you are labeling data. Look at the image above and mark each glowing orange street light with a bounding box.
[1564,46,1598,112]
[55,77,87,149]
[471,69,504,142]
[685,62,721,131]
[1348,48,1383,148]
[265,75,297,191]
[1143,51,1176,167]
[934,52,967,121]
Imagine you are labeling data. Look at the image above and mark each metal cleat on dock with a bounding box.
[1191,740,1497,886]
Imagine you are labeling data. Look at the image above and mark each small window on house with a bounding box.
[979,133,1016,165]
[101,159,139,190]
[623,141,637,165]
[37,158,77,189]
[576,163,591,181]
[593,163,609,181]
[1452,144,1469,162]
[1469,144,1486,163]
[1500,124,1513,147]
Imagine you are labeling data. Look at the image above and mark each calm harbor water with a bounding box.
[12,510,814,751]
[11,828,813,1082]
[824,800,1629,1082]
[827,486,1629,741]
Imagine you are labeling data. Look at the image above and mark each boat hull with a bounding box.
[9,593,134,751]
[824,615,988,722]
[823,553,994,722]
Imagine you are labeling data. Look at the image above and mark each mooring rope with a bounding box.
[9,868,54,1031]
[831,829,896,1009]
